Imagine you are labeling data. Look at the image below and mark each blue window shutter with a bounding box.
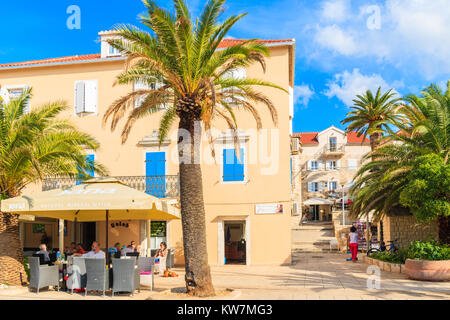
[76,154,95,185]
[223,149,235,182]
[145,152,166,198]
[223,148,245,182]
[234,148,245,181]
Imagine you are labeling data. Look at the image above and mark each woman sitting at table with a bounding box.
[74,243,85,254]
[154,242,168,274]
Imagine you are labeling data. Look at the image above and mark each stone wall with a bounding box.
[382,215,439,249]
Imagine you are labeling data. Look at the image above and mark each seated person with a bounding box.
[67,242,76,254]
[153,242,168,274]
[121,245,134,256]
[109,242,122,257]
[74,243,86,254]
[130,240,140,253]
[35,243,51,263]
[73,241,105,259]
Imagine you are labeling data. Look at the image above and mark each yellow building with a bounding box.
[0,31,296,266]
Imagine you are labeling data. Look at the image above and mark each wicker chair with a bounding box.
[28,257,60,294]
[111,258,138,297]
[84,258,109,297]
[66,257,87,294]
[138,257,155,291]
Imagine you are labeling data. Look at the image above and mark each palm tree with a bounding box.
[350,82,450,244]
[0,88,106,286]
[341,87,403,153]
[102,0,287,296]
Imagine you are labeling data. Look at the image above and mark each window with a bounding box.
[308,182,323,192]
[222,68,246,106]
[329,137,337,151]
[310,160,318,171]
[348,159,358,171]
[0,85,31,113]
[76,154,95,185]
[329,181,338,191]
[134,79,167,109]
[74,80,98,115]
[326,160,340,170]
[222,148,245,182]
[108,44,121,57]
[150,221,167,249]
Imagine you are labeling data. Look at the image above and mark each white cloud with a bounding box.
[309,0,450,79]
[321,0,350,22]
[314,24,358,55]
[324,69,398,106]
[294,84,315,107]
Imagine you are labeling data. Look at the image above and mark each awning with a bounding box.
[303,198,334,206]
[0,177,180,222]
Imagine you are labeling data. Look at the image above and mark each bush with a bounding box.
[407,240,450,261]
[371,241,450,263]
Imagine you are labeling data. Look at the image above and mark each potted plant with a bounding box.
[404,241,450,281]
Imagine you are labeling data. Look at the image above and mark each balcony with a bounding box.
[322,143,345,156]
[42,175,180,199]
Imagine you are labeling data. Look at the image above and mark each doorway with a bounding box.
[224,221,246,265]
[312,205,320,221]
[80,222,96,251]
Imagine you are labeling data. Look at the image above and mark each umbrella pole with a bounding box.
[106,210,109,266]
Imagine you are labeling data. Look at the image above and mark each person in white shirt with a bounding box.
[347,226,359,263]
[121,245,133,256]
[73,241,105,259]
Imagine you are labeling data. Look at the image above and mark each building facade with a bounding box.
[292,126,371,224]
[0,31,296,266]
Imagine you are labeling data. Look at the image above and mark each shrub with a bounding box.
[371,241,450,264]
[23,257,30,281]
[407,240,450,261]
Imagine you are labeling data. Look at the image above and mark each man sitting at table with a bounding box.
[121,245,133,256]
[35,243,51,263]
[73,241,105,259]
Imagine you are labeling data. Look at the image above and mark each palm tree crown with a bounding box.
[341,87,403,151]
[103,0,286,146]
[0,88,106,198]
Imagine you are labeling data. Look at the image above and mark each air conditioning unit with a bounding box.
[292,137,300,153]
[292,202,301,216]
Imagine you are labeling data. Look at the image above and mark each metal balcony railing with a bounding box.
[42,175,180,199]
[323,143,345,155]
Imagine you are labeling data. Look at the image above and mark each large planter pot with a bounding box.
[404,259,450,281]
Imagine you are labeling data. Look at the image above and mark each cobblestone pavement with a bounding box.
[1,253,449,300]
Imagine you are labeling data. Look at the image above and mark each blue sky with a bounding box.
[0,0,449,133]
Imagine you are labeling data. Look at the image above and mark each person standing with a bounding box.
[348,226,359,263]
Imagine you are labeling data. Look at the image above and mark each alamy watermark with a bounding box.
[366,265,381,289]
[365,5,381,30]
[67,5,81,30]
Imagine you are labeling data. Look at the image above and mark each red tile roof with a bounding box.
[293,131,370,144]
[347,131,370,144]
[0,54,103,69]
[217,38,295,49]
[0,39,295,69]
[293,132,319,144]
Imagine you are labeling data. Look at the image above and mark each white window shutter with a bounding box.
[337,160,341,169]
[23,86,31,114]
[326,160,331,171]
[0,87,9,104]
[75,81,85,114]
[318,160,323,171]
[84,80,98,113]
[235,68,246,80]
[307,182,312,192]
[348,159,357,171]
[134,80,150,109]
[319,182,323,192]
[307,161,311,171]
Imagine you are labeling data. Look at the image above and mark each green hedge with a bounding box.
[371,241,450,264]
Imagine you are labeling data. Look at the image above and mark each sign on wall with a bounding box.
[255,203,284,214]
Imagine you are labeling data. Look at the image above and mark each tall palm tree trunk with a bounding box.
[0,212,27,286]
[438,216,450,245]
[177,116,215,297]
